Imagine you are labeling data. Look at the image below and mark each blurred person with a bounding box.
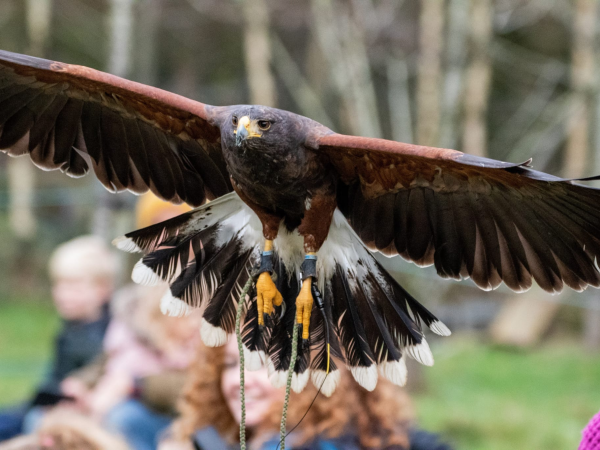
[161,339,453,450]
[0,408,130,450]
[135,192,192,229]
[60,283,201,450]
[0,235,117,441]
[52,193,194,450]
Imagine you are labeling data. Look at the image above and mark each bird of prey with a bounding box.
[1,50,600,396]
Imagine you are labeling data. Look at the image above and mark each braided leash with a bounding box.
[279,321,300,450]
[235,267,301,450]
[235,275,256,450]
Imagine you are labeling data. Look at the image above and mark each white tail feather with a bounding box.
[291,370,310,393]
[243,348,265,371]
[112,236,142,253]
[132,259,162,286]
[160,291,190,317]
[379,358,408,386]
[350,365,378,391]
[405,338,434,366]
[269,370,288,388]
[200,318,228,347]
[311,369,341,397]
[430,320,452,336]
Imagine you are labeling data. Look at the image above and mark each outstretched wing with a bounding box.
[0,50,231,206]
[314,133,600,294]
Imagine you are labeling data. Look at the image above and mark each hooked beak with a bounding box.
[235,116,261,147]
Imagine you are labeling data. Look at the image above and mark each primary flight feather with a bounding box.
[1,49,599,395]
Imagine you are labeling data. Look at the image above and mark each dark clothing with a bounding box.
[0,404,28,441]
[408,429,453,450]
[38,305,110,396]
[192,426,453,450]
[0,305,110,442]
[192,427,359,450]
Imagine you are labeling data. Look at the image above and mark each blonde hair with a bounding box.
[174,345,414,449]
[48,235,118,285]
[38,409,130,450]
[0,409,131,450]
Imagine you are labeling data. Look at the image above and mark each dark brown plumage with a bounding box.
[2,49,600,393]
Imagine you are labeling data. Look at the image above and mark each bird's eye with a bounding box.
[257,120,271,131]
[232,115,238,126]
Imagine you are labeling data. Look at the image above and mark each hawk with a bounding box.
[1,50,599,396]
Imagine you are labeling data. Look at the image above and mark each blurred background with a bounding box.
[0,0,600,449]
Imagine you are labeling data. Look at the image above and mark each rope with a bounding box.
[279,321,300,450]
[235,275,255,450]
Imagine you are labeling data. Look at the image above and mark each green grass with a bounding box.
[0,302,598,449]
[416,336,600,450]
[0,300,59,405]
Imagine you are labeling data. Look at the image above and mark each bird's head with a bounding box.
[217,105,306,154]
[232,112,273,147]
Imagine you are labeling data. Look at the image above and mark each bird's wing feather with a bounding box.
[0,50,231,205]
[315,133,600,293]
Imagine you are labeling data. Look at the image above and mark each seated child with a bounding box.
[0,235,117,440]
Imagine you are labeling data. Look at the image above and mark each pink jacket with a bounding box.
[103,319,195,378]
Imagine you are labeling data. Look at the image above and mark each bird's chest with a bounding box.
[224,144,323,211]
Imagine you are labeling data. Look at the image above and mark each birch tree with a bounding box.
[8,0,52,239]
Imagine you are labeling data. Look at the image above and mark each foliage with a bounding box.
[1,302,599,449]
[417,337,600,450]
[0,300,59,406]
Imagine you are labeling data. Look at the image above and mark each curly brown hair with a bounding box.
[173,343,415,449]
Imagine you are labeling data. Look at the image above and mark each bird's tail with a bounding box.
[113,192,263,346]
[114,194,451,395]
[259,210,452,395]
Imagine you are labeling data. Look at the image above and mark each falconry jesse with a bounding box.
[1,50,600,396]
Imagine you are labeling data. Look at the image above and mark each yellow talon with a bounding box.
[296,277,314,340]
[256,272,283,326]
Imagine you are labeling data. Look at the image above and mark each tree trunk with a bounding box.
[462,0,492,157]
[439,0,469,149]
[565,0,596,179]
[93,0,135,240]
[387,57,413,144]
[241,0,277,106]
[572,0,600,350]
[136,0,161,86]
[416,0,444,146]
[271,36,333,127]
[7,0,52,240]
[310,0,381,137]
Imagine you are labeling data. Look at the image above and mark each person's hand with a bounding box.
[157,438,195,450]
[60,377,90,411]
[87,372,134,420]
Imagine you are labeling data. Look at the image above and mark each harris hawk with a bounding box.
[1,50,600,396]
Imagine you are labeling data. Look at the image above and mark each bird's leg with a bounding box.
[230,179,284,328]
[256,239,283,327]
[297,253,317,341]
[296,191,337,343]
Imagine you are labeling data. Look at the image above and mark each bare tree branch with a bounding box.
[416,0,444,146]
[387,57,413,143]
[462,0,493,157]
[271,35,333,127]
[241,0,277,106]
[565,0,597,178]
[439,0,469,149]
